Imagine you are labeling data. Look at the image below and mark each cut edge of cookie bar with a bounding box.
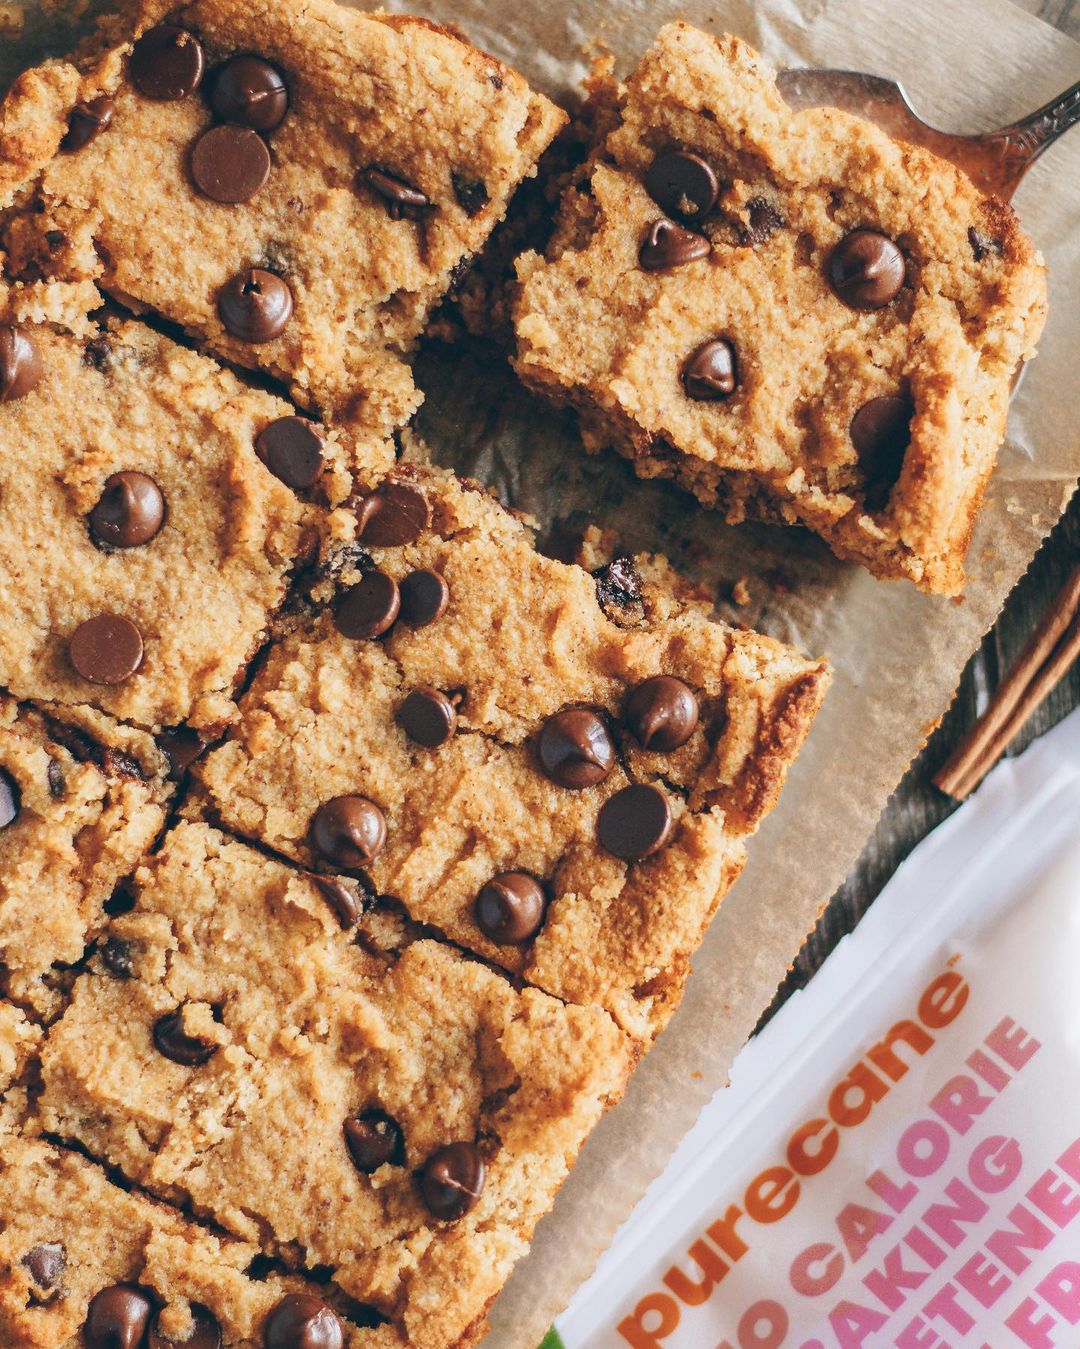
[0,0,567,436]
[35,818,635,1349]
[192,462,830,1044]
[512,23,1048,595]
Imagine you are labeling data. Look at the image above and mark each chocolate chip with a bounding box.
[310,795,387,868]
[218,268,293,343]
[361,168,430,220]
[399,569,449,628]
[638,218,711,272]
[84,336,113,373]
[0,767,20,828]
[45,229,68,251]
[344,1109,405,1172]
[0,325,43,402]
[89,472,165,548]
[353,482,432,547]
[828,229,905,310]
[254,416,323,490]
[451,172,489,217]
[743,197,784,246]
[682,338,737,401]
[625,676,699,752]
[61,96,115,152]
[644,151,718,224]
[420,1142,486,1221]
[474,872,545,944]
[334,572,400,639]
[597,783,674,860]
[101,936,134,978]
[47,758,65,798]
[68,614,144,686]
[130,25,205,101]
[968,226,1002,262]
[264,1294,344,1349]
[21,1242,65,1293]
[593,556,642,614]
[148,1304,222,1349]
[191,124,271,204]
[850,395,914,509]
[210,56,288,132]
[84,1284,154,1349]
[397,687,457,748]
[537,708,615,790]
[158,726,204,781]
[153,1008,217,1066]
[309,874,362,929]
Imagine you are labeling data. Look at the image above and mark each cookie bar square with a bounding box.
[195,467,829,1042]
[0,316,368,735]
[0,697,167,1018]
[0,1135,376,1348]
[1,0,565,433]
[513,24,1048,594]
[37,820,633,1349]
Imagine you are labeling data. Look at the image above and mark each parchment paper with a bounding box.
[4,1,1080,1344]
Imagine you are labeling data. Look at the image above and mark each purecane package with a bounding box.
[554,708,1080,1348]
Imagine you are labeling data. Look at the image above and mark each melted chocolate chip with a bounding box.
[101,936,134,978]
[158,726,204,781]
[309,874,362,929]
[828,229,905,310]
[84,1284,154,1349]
[850,395,914,510]
[130,25,205,101]
[638,218,711,271]
[309,796,387,868]
[89,472,165,549]
[191,124,271,204]
[218,268,293,343]
[344,1109,405,1172]
[68,614,144,686]
[420,1142,486,1221]
[0,325,43,402]
[61,96,115,152]
[148,1304,222,1349]
[210,56,288,132]
[334,572,400,639]
[264,1294,344,1349]
[254,416,323,490]
[742,197,784,246]
[361,168,430,220]
[398,569,449,628]
[537,708,616,789]
[474,872,546,944]
[0,767,19,828]
[153,1008,217,1066]
[597,783,674,860]
[353,482,432,546]
[682,338,737,401]
[625,676,699,752]
[47,758,65,799]
[593,556,642,615]
[397,687,457,748]
[451,172,489,217]
[21,1241,65,1294]
[644,151,718,224]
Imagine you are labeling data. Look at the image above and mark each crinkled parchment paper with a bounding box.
[5,1,1080,1344]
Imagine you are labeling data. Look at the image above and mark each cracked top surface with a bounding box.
[513,23,1048,593]
[0,317,363,734]
[0,0,565,433]
[36,820,633,1349]
[195,466,829,1041]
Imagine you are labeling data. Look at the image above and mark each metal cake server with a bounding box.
[776,68,1080,200]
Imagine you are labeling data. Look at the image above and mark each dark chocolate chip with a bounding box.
[537,708,615,790]
[0,325,43,402]
[598,783,674,860]
[344,1109,405,1173]
[309,795,387,868]
[101,936,134,978]
[968,225,1002,262]
[21,1241,65,1293]
[850,395,914,509]
[47,758,66,799]
[309,874,362,929]
[361,168,430,220]
[334,572,400,640]
[264,1294,344,1349]
[743,196,784,246]
[398,569,449,628]
[474,872,545,944]
[218,268,293,343]
[0,767,20,828]
[353,482,432,547]
[420,1142,486,1221]
[644,151,718,224]
[61,96,115,152]
[638,218,711,271]
[148,1304,222,1349]
[101,748,144,781]
[682,337,737,401]
[210,56,288,132]
[828,229,905,310]
[451,172,489,217]
[44,229,68,251]
[89,471,165,548]
[153,1008,217,1066]
[68,614,144,686]
[84,336,113,373]
[593,556,642,614]
[397,687,457,748]
[130,25,205,101]
[84,1284,154,1349]
[191,124,271,204]
[158,726,204,781]
[625,676,699,752]
[254,416,323,490]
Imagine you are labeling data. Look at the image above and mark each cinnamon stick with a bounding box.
[934,563,1080,800]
